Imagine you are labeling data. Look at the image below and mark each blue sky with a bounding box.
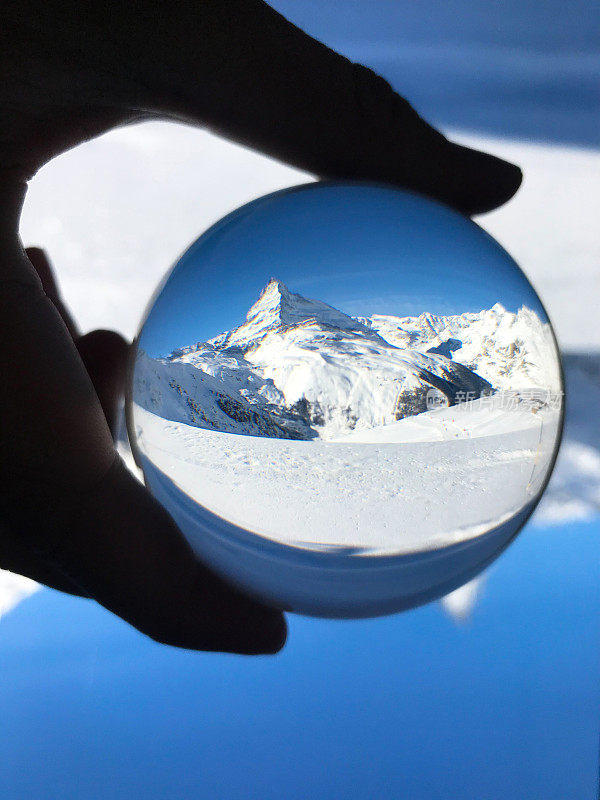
[271,0,599,147]
[1,518,598,799]
[139,183,548,358]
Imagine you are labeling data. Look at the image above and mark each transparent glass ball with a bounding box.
[127,183,564,617]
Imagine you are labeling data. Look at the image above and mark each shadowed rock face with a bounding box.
[393,362,493,420]
[417,363,493,403]
[427,337,463,358]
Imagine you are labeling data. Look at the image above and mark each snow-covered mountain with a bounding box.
[133,279,558,441]
[361,303,560,391]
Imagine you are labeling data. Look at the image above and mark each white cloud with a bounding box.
[441,575,486,622]
[0,570,39,620]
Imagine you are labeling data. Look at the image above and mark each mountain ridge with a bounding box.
[134,279,558,440]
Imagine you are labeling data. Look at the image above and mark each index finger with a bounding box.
[8,0,521,214]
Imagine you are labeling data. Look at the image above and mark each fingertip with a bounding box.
[267,613,288,654]
[24,245,81,336]
[504,160,523,200]
[25,246,54,290]
[25,245,47,259]
[144,600,287,656]
[476,153,523,214]
[243,609,288,656]
[507,161,523,191]
[446,144,523,216]
[77,329,130,361]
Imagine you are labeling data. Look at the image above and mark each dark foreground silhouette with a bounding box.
[0,1,521,654]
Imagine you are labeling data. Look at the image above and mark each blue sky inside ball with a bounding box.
[139,183,549,358]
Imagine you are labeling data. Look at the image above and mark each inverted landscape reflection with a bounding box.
[130,184,563,615]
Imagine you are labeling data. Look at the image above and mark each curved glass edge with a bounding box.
[141,455,543,618]
[123,180,567,618]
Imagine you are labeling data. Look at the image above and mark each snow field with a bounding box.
[133,397,560,554]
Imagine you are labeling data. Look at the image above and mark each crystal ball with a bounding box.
[127,183,564,617]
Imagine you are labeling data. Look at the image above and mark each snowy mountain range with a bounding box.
[362,303,560,392]
[133,279,560,441]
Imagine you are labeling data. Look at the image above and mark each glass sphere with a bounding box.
[127,183,564,617]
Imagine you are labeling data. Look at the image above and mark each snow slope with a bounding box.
[132,396,559,554]
[135,279,560,443]
[333,391,556,443]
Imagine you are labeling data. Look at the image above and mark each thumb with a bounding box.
[4,457,288,654]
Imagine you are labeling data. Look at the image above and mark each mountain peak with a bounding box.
[241,279,365,337]
[248,278,292,323]
[259,277,289,299]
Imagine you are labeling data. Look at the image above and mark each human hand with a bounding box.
[0,1,522,653]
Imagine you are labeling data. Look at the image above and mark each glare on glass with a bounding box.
[127,183,564,617]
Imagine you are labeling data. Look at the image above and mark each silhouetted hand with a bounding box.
[0,1,521,653]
